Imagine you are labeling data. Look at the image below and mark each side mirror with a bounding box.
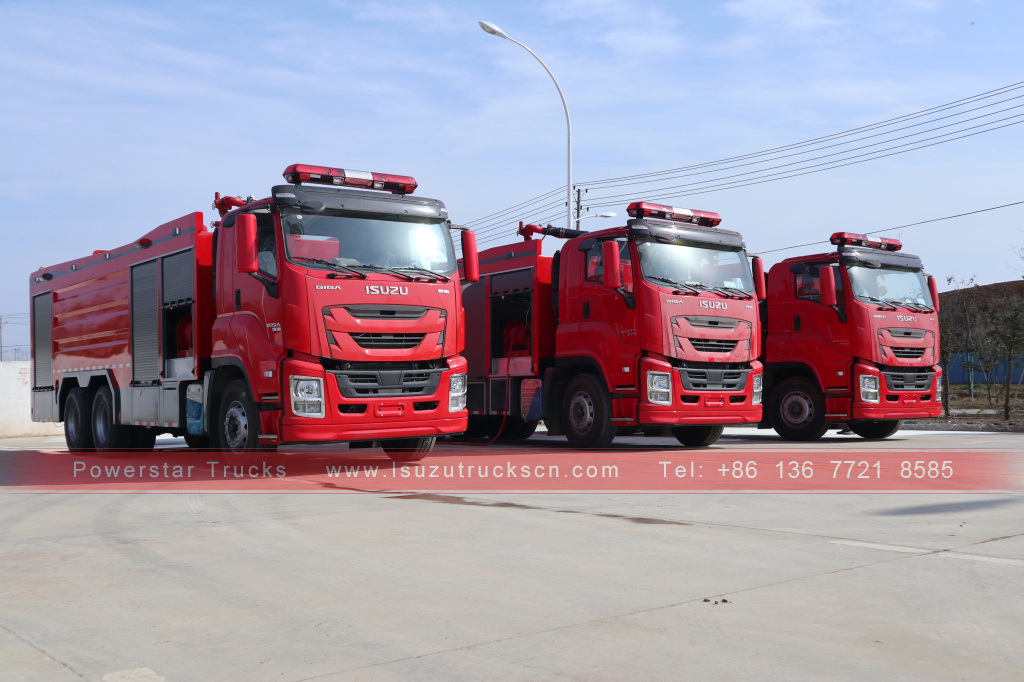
[461,230,479,283]
[928,275,940,312]
[602,241,621,289]
[236,214,258,274]
[820,265,837,307]
[752,256,766,301]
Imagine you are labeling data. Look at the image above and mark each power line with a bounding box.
[755,200,1024,256]
[465,79,1024,227]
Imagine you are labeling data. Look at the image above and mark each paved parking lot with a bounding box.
[1,428,1022,681]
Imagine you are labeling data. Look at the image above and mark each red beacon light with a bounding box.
[626,201,722,227]
[830,232,902,251]
[282,164,418,195]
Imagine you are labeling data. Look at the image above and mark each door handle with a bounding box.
[583,301,590,319]
[234,289,241,311]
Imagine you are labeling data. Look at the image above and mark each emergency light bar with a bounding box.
[626,201,722,227]
[282,164,418,195]
[829,232,902,251]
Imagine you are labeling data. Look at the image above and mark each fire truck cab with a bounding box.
[760,232,942,440]
[29,164,480,461]
[463,201,765,449]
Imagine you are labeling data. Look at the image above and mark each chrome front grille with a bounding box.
[349,333,425,349]
[891,347,925,359]
[689,338,739,353]
[882,368,934,391]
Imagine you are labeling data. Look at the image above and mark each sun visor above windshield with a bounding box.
[839,245,923,270]
[271,185,448,221]
[628,218,746,250]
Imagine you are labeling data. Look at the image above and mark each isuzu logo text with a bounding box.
[366,285,409,296]
[897,315,918,322]
[698,301,728,310]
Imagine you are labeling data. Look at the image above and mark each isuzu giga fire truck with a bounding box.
[462,201,765,448]
[29,164,480,461]
[759,232,942,440]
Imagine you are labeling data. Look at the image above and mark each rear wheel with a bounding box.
[849,420,903,439]
[183,433,211,449]
[91,386,133,452]
[64,387,95,452]
[770,377,828,441]
[132,428,157,452]
[673,424,725,447]
[561,374,616,449]
[382,436,435,462]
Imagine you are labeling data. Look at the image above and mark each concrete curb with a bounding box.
[900,422,1024,433]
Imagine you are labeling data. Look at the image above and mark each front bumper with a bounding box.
[852,362,942,420]
[636,357,763,425]
[277,355,468,443]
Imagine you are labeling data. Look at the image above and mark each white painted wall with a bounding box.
[0,361,64,438]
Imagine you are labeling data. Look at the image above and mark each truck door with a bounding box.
[577,238,640,391]
[218,209,284,397]
[791,263,851,390]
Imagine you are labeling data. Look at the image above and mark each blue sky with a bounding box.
[1,0,1022,353]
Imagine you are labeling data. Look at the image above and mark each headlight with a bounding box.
[752,374,763,406]
[935,378,942,403]
[449,372,467,412]
[859,374,880,404]
[290,376,325,418]
[647,371,672,406]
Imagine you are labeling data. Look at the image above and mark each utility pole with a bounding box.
[0,316,4,362]
[574,187,587,231]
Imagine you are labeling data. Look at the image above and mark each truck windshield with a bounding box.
[280,209,457,275]
[846,263,933,307]
[635,238,754,293]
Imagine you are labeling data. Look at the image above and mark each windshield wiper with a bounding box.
[647,276,699,295]
[684,282,750,299]
[858,295,897,310]
[292,256,366,278]
[882,298,933,313]
[710,285,753,300]
[393,266,451,282]
[347,264,415,281]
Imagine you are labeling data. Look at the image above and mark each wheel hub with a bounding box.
[223,401,249,451]
[568,391,595,434]
[781,391,814,427]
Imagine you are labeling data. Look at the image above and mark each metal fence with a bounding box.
[944,352,1024,385]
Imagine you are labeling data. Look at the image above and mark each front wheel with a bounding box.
[561,374,616,449]
[770,377,828,441]
[215,379,270,455]
[673,424,725,447]
[849,420,903,439]
[382,436,435,462]
[64,387,95,452]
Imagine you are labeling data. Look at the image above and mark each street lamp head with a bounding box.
[597,212,617,218]
[479,21,509,39]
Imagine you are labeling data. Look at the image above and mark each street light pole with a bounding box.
[479,21,573,232]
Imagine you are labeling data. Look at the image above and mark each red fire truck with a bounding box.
[760,232,942,440]
[29,164,480,461]
[462,201,765,448]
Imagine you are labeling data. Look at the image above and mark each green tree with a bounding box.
[983,294,1024,420]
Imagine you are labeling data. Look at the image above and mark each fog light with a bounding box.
[290,376,325,418]
[752,374,763,406]
[860,374,880,404]
[647,371,672,406]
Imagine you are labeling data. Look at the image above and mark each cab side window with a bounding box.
[584,240,633,292]
[795,264,845,309]
[255,213,277,279]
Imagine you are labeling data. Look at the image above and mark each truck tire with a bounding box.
[215,379,269,454]
[91,386,133,452]
[561,374,616,449]
[183,433,211,449]
[500,417,539,441]
[132,428,157,452]
[64,386,95,452]
[673,424,725,447]
[850,420,903,440]
[382,436,435,462]
[770,377,829,441]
